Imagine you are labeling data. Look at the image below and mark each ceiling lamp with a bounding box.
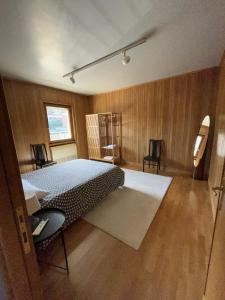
[63,36,148,83]
[70,74,75,84]
[122,50,131,65]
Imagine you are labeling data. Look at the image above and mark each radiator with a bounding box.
[51,143,77,164]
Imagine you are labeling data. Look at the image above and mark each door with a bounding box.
[208,53,225,218]
[204,172,225,300]
[204,53,225,298]
[0,77,43,299]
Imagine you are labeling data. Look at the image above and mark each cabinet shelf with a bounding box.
[101,144,117,150]
[86,112,122,165]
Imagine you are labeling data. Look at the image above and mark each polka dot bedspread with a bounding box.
[22,159,124,248]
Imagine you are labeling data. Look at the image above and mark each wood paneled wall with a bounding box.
[90,68,218,174]
[3,67,219,175]
[3,79,90,173]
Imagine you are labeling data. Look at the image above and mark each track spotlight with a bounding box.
[63,36,148,82]
[70,74,75,84]
[122,51,131,65]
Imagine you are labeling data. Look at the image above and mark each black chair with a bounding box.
[31,144,56,169]
[143,139,162,174]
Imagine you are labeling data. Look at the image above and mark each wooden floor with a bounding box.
[40,174,213,300]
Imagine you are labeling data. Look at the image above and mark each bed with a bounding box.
[22,159,124,228]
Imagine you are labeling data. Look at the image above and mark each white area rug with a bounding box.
[83,169,172,250]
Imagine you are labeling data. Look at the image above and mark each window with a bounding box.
[45,104,74,144]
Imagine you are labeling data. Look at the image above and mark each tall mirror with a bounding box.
[193,115,210,179]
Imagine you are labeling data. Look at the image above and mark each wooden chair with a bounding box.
[143,139,162,174]
[31,144,56,169]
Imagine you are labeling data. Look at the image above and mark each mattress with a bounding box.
[22,159,124,227]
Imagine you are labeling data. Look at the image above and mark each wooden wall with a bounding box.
[3,79,90,173]
[3,67,219,175]
[90,68,218,174]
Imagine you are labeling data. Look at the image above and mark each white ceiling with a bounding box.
[0,0,225,95]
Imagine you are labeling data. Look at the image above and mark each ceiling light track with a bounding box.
[63,36,147,83]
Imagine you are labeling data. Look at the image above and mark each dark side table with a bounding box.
[32,208,69,274]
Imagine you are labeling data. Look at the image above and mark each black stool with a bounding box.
[32,208,69,274]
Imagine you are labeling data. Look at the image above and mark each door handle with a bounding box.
[212,186,224,210]
[16,206,31,255]
[212,186,224,196]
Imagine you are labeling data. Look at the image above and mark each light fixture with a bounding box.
[70,74,75,84]
[122,51,131,65]
[63,36,148,83]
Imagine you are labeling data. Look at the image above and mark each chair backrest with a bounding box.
[31,144,48,163]
[149,139,162,159]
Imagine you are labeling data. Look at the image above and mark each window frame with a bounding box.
[44,103,75,146]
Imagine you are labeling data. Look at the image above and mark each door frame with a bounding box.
[0,77,43,299]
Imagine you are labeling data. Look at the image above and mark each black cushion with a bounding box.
[144,155,159,162]
[36,160,56,168]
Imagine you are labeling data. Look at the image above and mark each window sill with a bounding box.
[49,140,76,147]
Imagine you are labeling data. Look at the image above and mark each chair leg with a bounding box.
[157,163,159,174]
[143,160,145,172]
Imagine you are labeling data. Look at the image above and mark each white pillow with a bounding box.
[22,179,49,199]
[24,191,41,215]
